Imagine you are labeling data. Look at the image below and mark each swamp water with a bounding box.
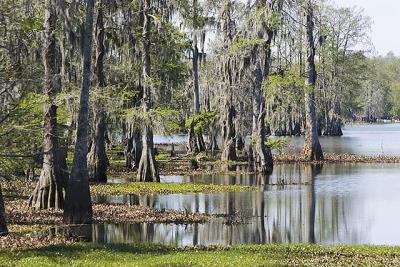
[155,123,400,156]
[56,124,400,246]
[63,163,400,246]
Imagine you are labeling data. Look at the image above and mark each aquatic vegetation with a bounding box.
[91,182,258,196]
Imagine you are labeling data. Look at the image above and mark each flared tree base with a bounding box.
[28,168,65,210]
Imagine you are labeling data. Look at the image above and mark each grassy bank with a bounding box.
[1,243,400,266]
[91,182,258,195]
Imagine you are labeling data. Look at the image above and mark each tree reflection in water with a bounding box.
[83,163,366,246]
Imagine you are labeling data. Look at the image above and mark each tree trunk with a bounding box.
[220,0,237,162]
[0,184,8,236]
[250,1,276,174]
[136,0,160,182]
[125,125,142,169]
[221,102,237,161]
[63,0,95,224]
[59,0,72,89]
[255,25,275,173]
[88,108,108,182]
[29,0,68,210]
[88,1,108,183]
[187,0,206,154]
[326,99,343,136]
[236,132,245,151]
[137,125,160,182]
[303,1,323,161]
[252,63,273,175]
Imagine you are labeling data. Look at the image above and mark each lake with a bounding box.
[155,123,400,156]
[88,162,400,246]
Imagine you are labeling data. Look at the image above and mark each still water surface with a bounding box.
[155,123,400,156]
[289,123,400,155]
[85,163,400,246]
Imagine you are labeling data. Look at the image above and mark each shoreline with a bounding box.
[1,243,400,266]
[3,152,400,260]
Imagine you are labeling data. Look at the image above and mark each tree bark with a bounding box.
[63,0,95,224]
[136,0,160,182]
[29,0,68,210]
[221,102,237,161]
[59,0,72,89]
[303,1,323,161]
[220,0,237,162]
[326,99,343,136]
[250,1,276,175]
[252,31,275,175]
[125,124,142,169]
[137,124,160,182]
[88,0,108,183]
[0,183,8,236]
[187,0,206,154]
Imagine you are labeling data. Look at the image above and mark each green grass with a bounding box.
[91,182,258,195]
[155,153,171,161]
[1,243,400,266]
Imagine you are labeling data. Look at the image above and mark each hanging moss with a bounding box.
[184,111,217,134]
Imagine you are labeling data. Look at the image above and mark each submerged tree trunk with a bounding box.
[63,0,95,224]
[29,0,67,210]
[187,0,206,154]
[326,99,343,136]
[303,1,323,161]
[0,184,8,236]
[136,0,159,182]
[88,1,108,183]
[249,1,277,175]
[251,25,276,174]
[251,62,273,175]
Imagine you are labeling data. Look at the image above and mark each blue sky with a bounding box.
[335,0,399,56]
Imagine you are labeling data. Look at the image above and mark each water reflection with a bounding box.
[275,123,400,155]
[74,171,360,246]
[93,163,400,245]
[90,163,400,245]
[154,124,400,155]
